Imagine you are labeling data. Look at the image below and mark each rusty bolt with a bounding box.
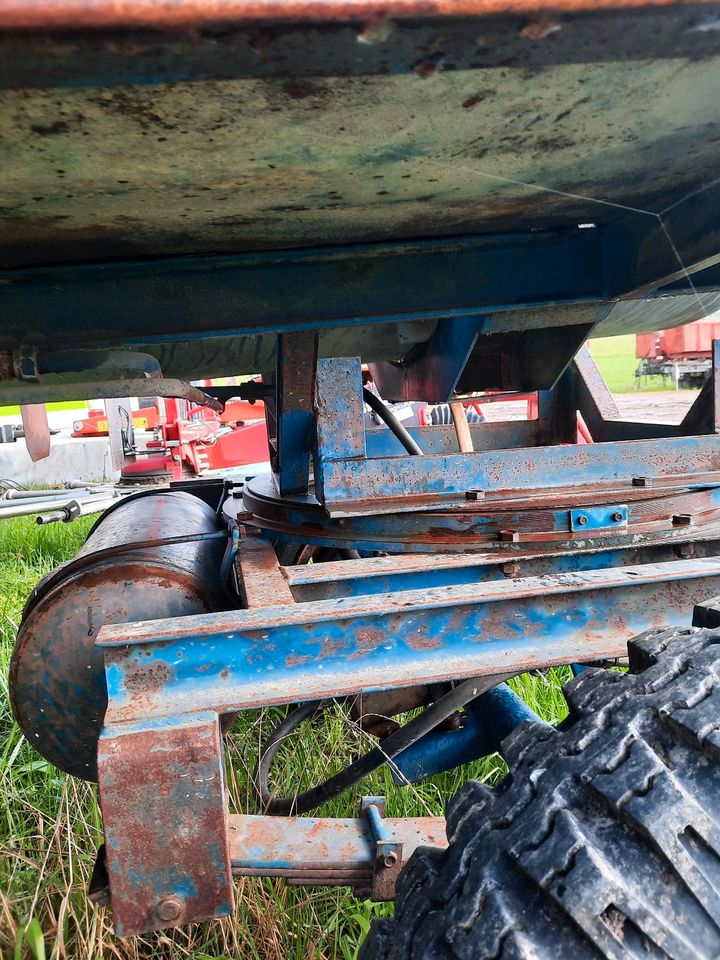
[611,512,624,523]
[675,543,695,559]
[154,897,184,923]
[502,562,521,578]
[576,514,588,526]
[382,852,398,869]
[672,514,693,527]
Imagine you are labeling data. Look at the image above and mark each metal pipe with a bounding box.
[66,479,110,489]
[449,400,474,453]
[36,496,118,525]
[362,388,423,456]
[0,496,111,519]
[4,487,113,500]
[391,682,548,783]
[0,378,223,413]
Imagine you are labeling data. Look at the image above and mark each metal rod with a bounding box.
[449,400,474,453]
[4,487,113,500]
[0,495,114,519]
[36,496,119,524]
[362,388,423,456]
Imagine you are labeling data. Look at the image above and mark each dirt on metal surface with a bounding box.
[2,8,720,269]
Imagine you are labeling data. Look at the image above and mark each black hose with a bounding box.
[254,673,508,815]
[362,388,423,456]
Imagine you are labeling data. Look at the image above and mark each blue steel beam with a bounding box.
[316,432,720,516]
[98,552,720,724]
[4,226,720,352]
[0,230,606,348]
[313,357,720,515]
[281,538,720,600]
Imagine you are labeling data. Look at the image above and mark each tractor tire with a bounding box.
[361,626,720,960]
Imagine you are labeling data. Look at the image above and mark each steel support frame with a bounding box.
[311,345,720,516]
[97,532,720,934]
[95,343,720,936]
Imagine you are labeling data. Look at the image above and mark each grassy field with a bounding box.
[0,516,575,960]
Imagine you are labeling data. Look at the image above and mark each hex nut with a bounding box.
[155,897,184,923]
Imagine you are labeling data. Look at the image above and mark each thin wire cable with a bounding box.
[425,159,714,322]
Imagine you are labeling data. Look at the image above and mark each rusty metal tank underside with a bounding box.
[1,0,720,390]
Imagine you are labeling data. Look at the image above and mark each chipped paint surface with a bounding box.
[99,550,720,721]
[97,712,232,937]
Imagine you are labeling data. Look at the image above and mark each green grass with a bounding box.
[0,518,573,960]
[0,402,88,417]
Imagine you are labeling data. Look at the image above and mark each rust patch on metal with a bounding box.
[98,717,232,936]
[123,660,172,694]
[355,626,384,651]
[0,0,711,30]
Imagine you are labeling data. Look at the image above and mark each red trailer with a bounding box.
[636,316,720,388]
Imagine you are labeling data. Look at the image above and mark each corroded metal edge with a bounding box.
[0,0,714,31]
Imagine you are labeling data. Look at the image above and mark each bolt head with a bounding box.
[576,514,588,526]
[611,512,623,523]
[382,852,398,868]
[155,897,183,922]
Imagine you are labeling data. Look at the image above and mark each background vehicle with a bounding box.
[636,315,720,388]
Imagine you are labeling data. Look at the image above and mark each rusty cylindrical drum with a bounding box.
[10,490,228,781]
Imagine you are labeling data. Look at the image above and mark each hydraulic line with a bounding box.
[254,673,508,815]
[362,387,423,456]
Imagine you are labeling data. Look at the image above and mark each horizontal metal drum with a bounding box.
[10,490,228,781]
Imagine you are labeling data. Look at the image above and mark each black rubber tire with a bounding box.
[361,627,720,960]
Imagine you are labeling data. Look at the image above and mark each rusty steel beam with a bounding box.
[98,550,720,724]
[0,0,712,31]
[234,535,294,608]
[229,810,447,897]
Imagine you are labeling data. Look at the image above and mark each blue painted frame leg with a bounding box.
[97,712,232,936]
